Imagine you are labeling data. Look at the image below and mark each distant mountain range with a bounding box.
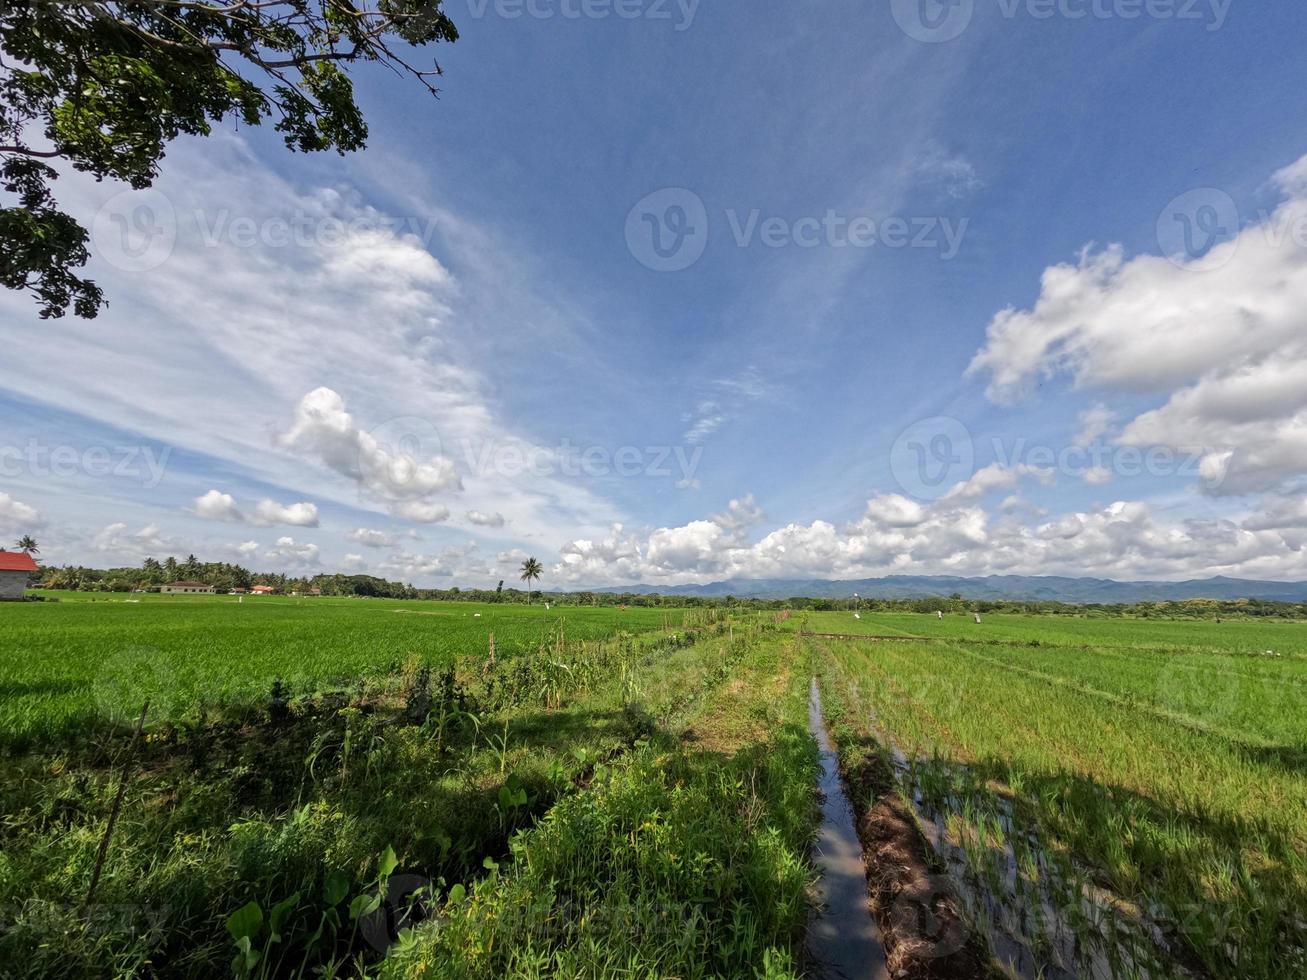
[590,575,1307,603]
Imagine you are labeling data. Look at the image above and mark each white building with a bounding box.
[0,551,38,600]
[161,580,215,595]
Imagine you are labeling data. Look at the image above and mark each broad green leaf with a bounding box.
[323,869,349,906]
[350,892,382,920]
[269,892,300,941]
[226,901,263,942]
[377,845,399,880]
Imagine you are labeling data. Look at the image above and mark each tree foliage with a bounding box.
[1,0,458,317]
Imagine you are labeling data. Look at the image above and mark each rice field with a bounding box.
[811,614,1307,980]
[0,593,674,746]
[3,597,1305,979]
[792,607,1307,656]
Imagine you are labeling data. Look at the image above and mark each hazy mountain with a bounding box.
[590,575,1307,603]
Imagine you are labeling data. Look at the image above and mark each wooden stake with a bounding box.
[85,701,149,911]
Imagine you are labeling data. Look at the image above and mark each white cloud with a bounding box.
[969,153,1307,495]
[681,369,770,445]
[0,492,43,529]
[942,462,1054,501]
[1243,495,1307,531]
[194,490,243,523]
[263,536,320,568]
[864,493,927,527]
[346,527,394,548]
[710,493,765,534]
[0,132,624,562]
[682,400,726,445]
[910,141,982,199]
[1075,404,1115,446]
[465,510,506,527]
[342,553,367,571]
[92,522,178,558]
[552,491,1307,586]
[377,542,484,581]
[280,387,462,506]
[253,499,319,527]
[392,501,451,524]
[194,490,317,526]
[1083,466,1114,486]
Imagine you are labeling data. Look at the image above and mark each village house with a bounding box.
[0,551,38,600]
[161,580,215,595]
[250,585,278,595]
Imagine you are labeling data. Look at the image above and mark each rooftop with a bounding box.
[0,551,39,573]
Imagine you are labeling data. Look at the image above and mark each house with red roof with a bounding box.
[0,551,38,601]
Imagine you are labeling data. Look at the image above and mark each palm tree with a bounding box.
[13,535,38,556]
[519,557,543,605]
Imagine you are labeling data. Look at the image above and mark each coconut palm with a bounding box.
[519,557,543,605]
[13,535,38,556]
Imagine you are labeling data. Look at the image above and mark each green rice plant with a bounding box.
[814,631,1307,980]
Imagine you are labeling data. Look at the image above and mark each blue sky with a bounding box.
[5,0,1307,585]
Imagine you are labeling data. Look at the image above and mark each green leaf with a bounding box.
[269,892,300,941]
[447,883,466,904]
[349,892,381,920]
[482,855,499,872]
[377,845,399,881]
[323,869,349,906]
[226,900,263,942]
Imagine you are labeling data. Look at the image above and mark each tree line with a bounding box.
[25,557,1307,617]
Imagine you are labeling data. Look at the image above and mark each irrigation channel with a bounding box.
[806,678,890,980]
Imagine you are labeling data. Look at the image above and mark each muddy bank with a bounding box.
[809,682,996,980]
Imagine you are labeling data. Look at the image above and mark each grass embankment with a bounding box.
[814,634,1307,980]
[380,632,818,979]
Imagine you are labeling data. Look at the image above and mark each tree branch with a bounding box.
[0,145,64,159]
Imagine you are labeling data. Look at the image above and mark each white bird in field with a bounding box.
[853,612,861,620]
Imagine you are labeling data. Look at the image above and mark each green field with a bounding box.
[792,606,1307,655]
[2,599,1305,979]
[810,618,1307,980]
[0,593,674,746]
